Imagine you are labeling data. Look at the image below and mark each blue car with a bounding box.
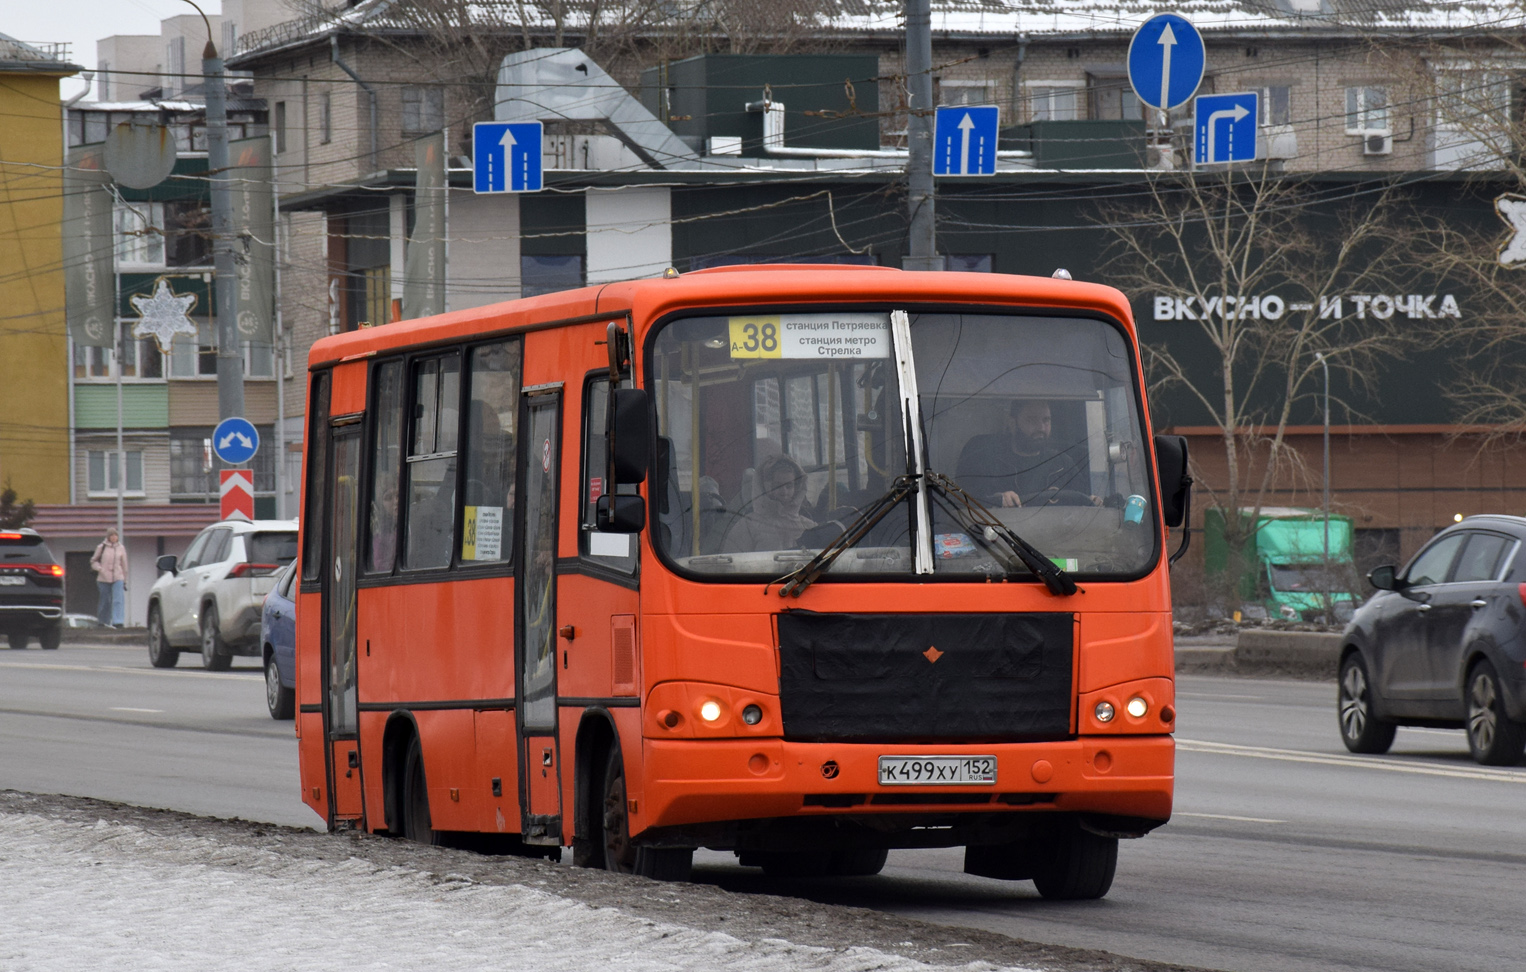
[260,562,297,720]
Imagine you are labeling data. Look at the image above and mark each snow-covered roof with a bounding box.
[229,0,1526,61]
[0,32,82,73]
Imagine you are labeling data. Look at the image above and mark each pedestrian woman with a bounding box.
[91,529,128,627]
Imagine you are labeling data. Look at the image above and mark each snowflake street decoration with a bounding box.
[130,278,199,354]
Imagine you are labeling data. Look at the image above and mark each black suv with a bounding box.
[0,528,65,650]
[1338,515,1526,765]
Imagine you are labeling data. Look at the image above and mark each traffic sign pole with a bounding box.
[903,0,941,271]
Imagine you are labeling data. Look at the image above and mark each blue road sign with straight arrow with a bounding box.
[1127,13,1206,112]
[932,105,999,177]
[212,417,259,465]
[472,121,543,193]
[1195,92,1259,165]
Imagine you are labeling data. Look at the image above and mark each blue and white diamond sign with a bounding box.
[1128,13,1206,111]
[212,417,259,465]
[473,121,543,193]
[1194,92,1259,165]
[933,105,1000,177]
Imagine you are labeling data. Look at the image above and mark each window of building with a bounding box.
[946,254,993,272]
[116,201,164,266]
[98,61,110,102]
[366,360,405,574]
[460,341,522,565]
[1253,85,1292,126]
[169,320,218,378]
[360,266,391,326]
[940,79,996,108]
[73,324,166,380]
[169,434,213,499]
[403,353,460,569]
[166,36,185,96]
[274,101,287,154]
[164,200,211,267]
[1436,71,1510,123]
[1088,76,1143,121]
[1028,83,1081,122]
[319,90,332,144]
[521,255,584,298]
[1345,86,1390,133]
[87,450,144,495]
[402,86,445,134]
[222,21,237,56]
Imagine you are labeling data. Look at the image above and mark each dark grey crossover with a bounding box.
[1338,515,1526,765]
[0,528,64,650]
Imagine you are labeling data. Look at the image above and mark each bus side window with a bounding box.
[582,375,638,572]
[403,353,460,569]
[460,340,522,564]
[301,371,331,583]
[366,360,405,574]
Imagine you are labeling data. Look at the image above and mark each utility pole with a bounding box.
[903,0,942,271]
[203,35,243,427]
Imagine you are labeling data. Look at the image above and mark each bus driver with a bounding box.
[956,399,1101,508]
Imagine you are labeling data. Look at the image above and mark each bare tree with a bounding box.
[1098,164,1423,602]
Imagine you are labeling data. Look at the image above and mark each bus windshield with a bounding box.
[649,310,1157,580]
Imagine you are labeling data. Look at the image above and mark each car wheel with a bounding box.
[265,654,294,720]
[1466,660,1526,766]
[601,747,691,881]
[199,605,231,671]
[5,631,27,650]
[36,626,61,651]
[402,736,443,845]
[1338,652,1396,755]
[1031,821,1118,900]
[147,605,178,668]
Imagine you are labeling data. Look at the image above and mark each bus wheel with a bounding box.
[402,737,443,846]
[829,847,888,876]
[600,748,692,881]
[1032,824,1117,900]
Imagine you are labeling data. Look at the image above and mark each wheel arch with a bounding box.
[573,707,622,864]
[380,710,422,837]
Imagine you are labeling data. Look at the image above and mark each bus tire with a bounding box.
[402,736,443,846]
[600,747,692,881]
[1032,824,1117,900]
[829,847,888,876]
[147,605,178,668]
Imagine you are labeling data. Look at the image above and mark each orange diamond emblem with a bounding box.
[923,645,944,663]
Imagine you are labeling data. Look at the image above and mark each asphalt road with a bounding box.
[4,643,1524,972]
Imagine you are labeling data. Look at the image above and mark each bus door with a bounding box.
[324,423,365,824]
[517,386,564,843]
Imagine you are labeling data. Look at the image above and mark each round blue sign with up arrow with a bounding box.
[1127,13,1206,111]
[212,417,259,465]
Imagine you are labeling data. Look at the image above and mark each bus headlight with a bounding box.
[1126,697,1148,719]
[699,700,722,723]
[1094,701,1115,723]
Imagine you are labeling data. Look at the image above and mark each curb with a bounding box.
[61,627,147,646]
[1175,630,1344,679]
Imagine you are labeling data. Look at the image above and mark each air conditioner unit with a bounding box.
[1363,132,1393,156]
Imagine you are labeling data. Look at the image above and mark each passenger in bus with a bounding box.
[721,453,817,552]
[955,399,1100,507]
[370,474,399,570]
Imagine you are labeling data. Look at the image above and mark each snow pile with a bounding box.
[0,810,1033,972]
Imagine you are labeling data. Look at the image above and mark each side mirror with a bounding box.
[608,387,651,485]
[156,554,178,574]
[1153,434,1192,528]
[596,495,646,534]
[1368,564,1400,591]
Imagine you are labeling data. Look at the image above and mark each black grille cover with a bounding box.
[776,611,1074,742]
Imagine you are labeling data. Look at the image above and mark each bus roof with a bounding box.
[307,265,1137,370]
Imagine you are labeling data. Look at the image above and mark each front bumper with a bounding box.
[636,735,1174,834]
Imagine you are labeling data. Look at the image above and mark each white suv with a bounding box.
[146,519,298,670]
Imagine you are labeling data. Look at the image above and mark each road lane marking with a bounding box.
[1178,737,1526,783]
[0,660,256,679]
[1174,811,1286,823]
[110,707,164,713]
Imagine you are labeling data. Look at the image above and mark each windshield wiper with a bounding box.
[775,475,918,598]
[923,471,1078,596]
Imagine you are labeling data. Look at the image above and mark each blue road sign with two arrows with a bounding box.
[1195,92,1259,165]
[212,417,259,465]
[472,121,543,193]
[933,105,999,177]
[1127,13,1205,111]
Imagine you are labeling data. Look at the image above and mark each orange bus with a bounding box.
[294,265,1191,899]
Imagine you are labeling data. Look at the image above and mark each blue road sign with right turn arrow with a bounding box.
[1127,13,1206,111]
[472,121,543,193]
[1194,92,1259,165]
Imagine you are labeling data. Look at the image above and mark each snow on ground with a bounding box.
[0,804,1035,972]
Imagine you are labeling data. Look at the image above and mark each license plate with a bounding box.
[878,755,997,786]
[0,576,23,585]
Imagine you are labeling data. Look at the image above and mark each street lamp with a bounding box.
[1314,351,1331,610]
